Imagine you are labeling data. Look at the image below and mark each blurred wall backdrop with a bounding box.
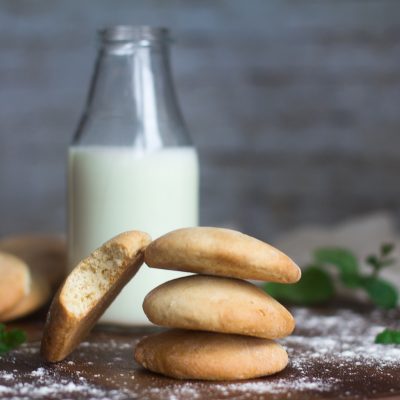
[1,0,400,241]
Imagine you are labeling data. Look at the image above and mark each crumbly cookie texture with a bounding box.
[134,329,288,380]
[41,231,151,363]
[143,274,295,339]
[145,227,301,283]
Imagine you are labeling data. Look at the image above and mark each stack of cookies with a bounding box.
[40,227,300,382]
[135,227,301,381]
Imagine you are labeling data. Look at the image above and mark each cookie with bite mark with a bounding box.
[41,231,151,363]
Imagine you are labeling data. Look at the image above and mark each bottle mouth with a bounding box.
[99,25,170,45]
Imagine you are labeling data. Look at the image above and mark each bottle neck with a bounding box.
[77,38,188,149]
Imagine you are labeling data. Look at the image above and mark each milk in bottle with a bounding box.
[68,26,199,325]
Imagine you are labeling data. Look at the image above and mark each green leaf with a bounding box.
[0,324,26,355]
[264,266,335,305]
[381,243,395,257]
[314,248,360,288]
[360,277,398,309]
[366,255,380,269]
[340,273,362,288]
[375,328,400,344]
[4,329,26,348]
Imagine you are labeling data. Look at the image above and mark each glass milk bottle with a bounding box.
[68,26,199,325]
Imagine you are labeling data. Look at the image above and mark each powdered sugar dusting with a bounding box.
[0,350,132,399]
[0,307,399,399]
[286,307,400,369]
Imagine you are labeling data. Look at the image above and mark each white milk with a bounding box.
[68,145,199,325]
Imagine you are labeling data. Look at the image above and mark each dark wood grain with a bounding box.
[1,306,400,400]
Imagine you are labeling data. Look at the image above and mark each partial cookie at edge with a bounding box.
[0,251,31,314]
[0,234,67,290]
[0,272,51,322]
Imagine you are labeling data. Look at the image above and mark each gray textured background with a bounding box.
[1,0,400,241]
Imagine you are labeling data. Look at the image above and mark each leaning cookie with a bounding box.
[145,227,301,283]
[144,275,295,339]
[0,251,31,314]
[134,329,288,380]
[41,231,151,363]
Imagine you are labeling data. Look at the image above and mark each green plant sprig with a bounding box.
[0,324,26,355]
[375,328,400,344]
[366,243,396,277]
[264,243,398,309]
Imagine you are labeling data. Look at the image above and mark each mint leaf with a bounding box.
[366,255,380,269]
[264,266,334,305]
[340,273,362,288]
[366,243,396,276]
[375,328,400,344]
[0,324,26,355]
[360,277,398,309]
[314,248,360,288]
[381,243,395,257]
[366,255,395,271]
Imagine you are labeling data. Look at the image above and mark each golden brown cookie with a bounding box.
[143,275,295,339]
[145,227,300,283]
[134,329,288,380]
[0,251,31,314]
[0,234,67,290]
[0,272,51,322]
[41,231,151,363]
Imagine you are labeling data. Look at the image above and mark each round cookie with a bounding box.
[0,272,51,322]
[145,227,301,283]
[0,251,31,314]
[41,231,151,363]
[143,275,295,339]
[134,329,288,380]
[0,234,67,290]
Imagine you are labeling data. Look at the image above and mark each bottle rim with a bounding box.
[99,25,170,44]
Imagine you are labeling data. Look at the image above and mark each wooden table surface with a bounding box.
[1,305,400,400]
